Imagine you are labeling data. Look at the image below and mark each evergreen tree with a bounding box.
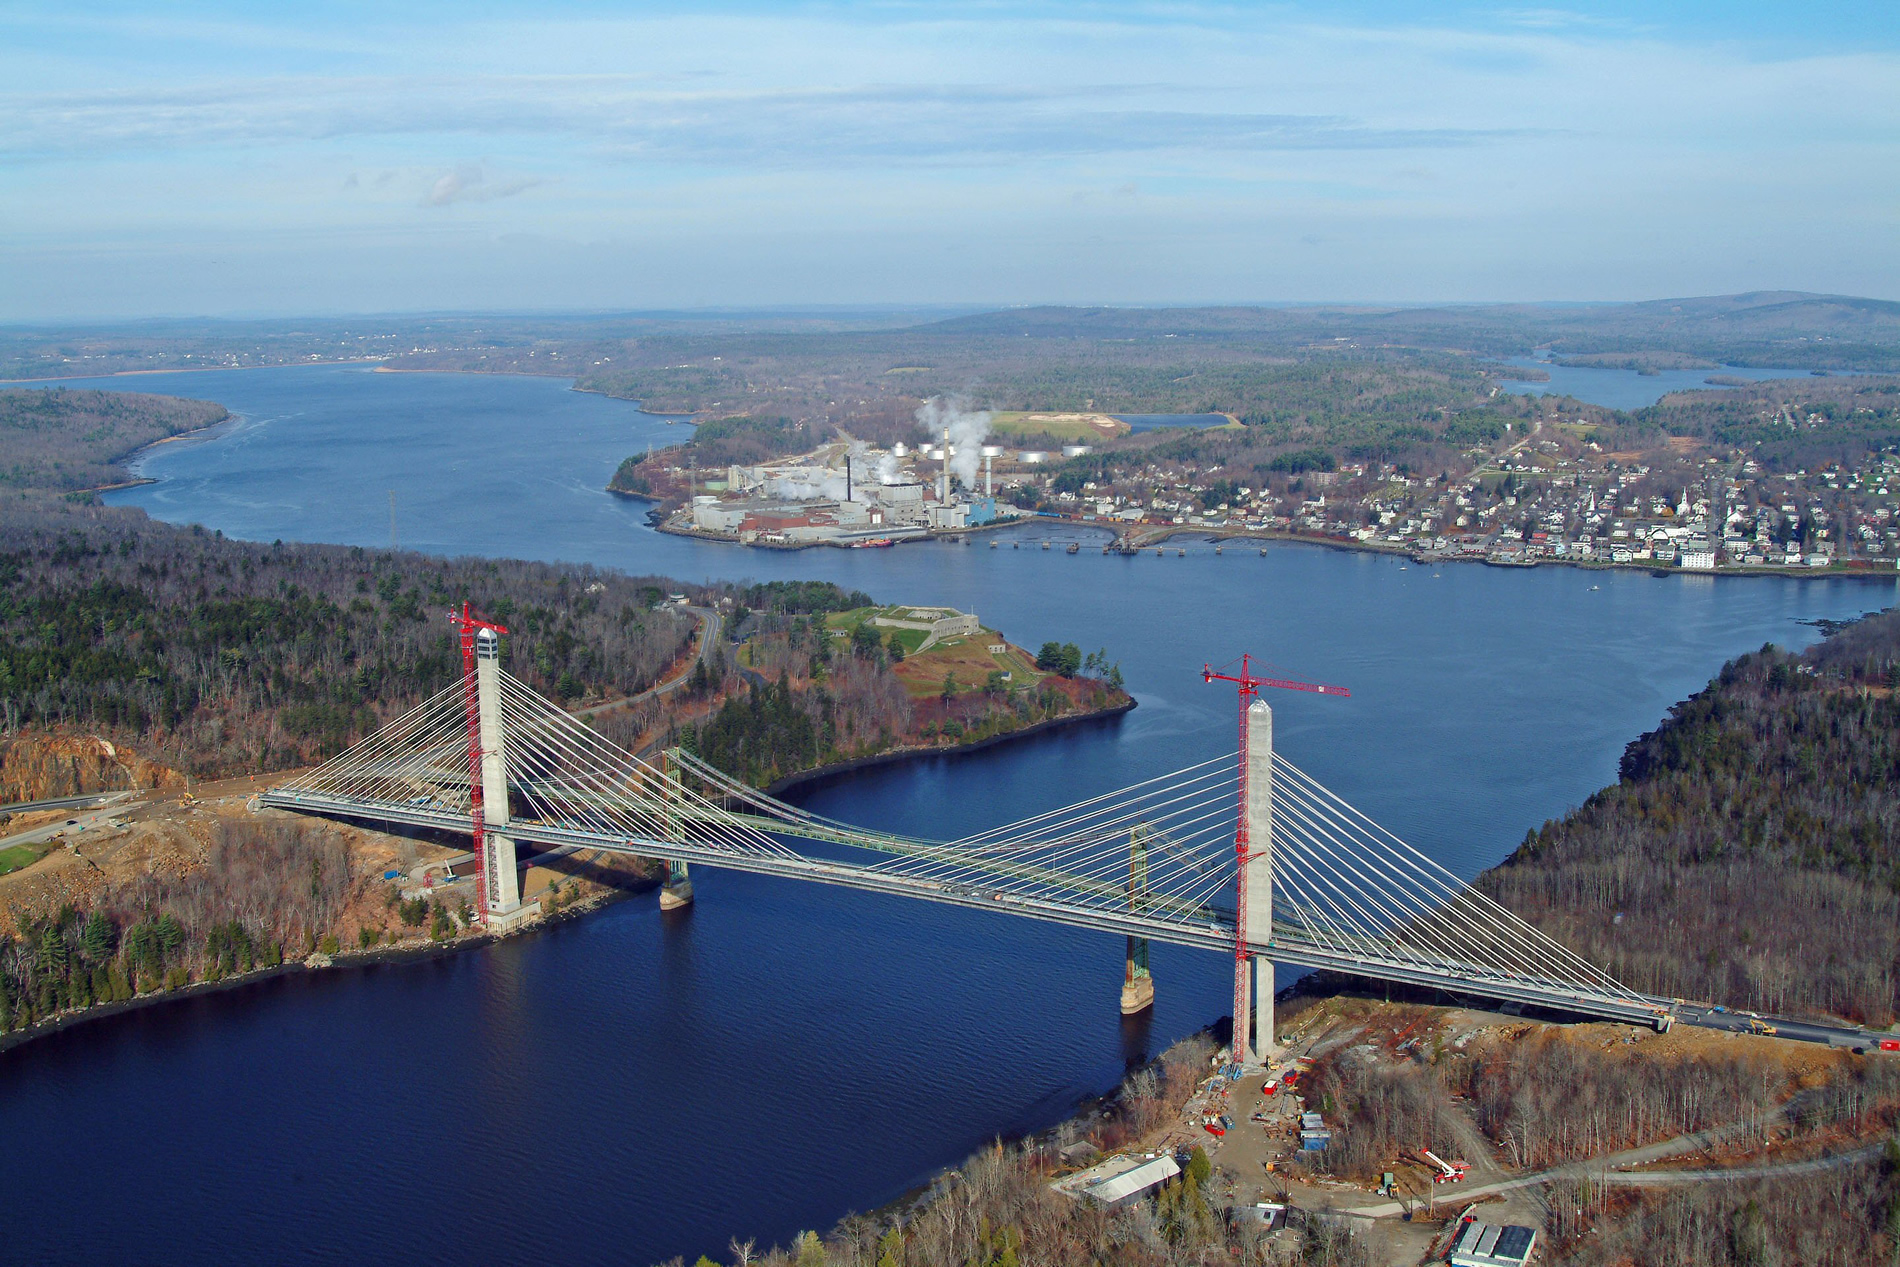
[81,910,114,962]
[35,924,67,976]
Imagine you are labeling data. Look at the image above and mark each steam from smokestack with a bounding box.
[767,474,849,501]
[916,396,992,492]
[847,438,906,486]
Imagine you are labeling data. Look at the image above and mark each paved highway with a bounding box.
[1671,1001,1890,1052]
[0,792,117,816]
[0,794,135,854]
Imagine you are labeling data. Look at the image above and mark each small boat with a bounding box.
[848,537,895,549]
[1041,541,1051,550]
[989,541,998,549]
[1066,543,1079,554]
[1176,549,1185,557]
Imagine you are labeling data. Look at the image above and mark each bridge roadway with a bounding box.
[261,787,1670,1030]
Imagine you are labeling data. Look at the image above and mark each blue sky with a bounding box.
[4,2,1897,319]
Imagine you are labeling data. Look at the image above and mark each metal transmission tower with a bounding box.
[1203,655,1349,1067]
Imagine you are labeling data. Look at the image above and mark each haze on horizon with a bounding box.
[4,0,1897,323]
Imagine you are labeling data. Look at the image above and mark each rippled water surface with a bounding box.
[0,365,1888,1264]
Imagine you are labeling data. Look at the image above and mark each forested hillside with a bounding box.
[1483,608,1900,1024]
[0,495,698,787]
[0,388,228,492]
[1614,376,1900,468]
[671,582,1130,788]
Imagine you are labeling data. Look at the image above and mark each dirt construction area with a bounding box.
[1179,993,1892,1266]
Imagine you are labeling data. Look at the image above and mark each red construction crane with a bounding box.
[452,602,509,923]
[1203,654,1349,1064]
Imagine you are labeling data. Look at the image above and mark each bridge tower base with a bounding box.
[1254,955,1276,1061]
[660,859,695,910]
[1120,935,1154,1014]
[484,900,542,935]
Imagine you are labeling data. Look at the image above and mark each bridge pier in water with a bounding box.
[661,859,695,910]
[474,628,537,932]
[1121,936,1154,1014]
[658,757,694,910]
[1121,826,1154,1014]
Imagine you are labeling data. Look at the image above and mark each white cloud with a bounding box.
[0,4,1894,314]
[423,164,541,207]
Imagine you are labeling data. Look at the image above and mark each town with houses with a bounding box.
[657,417,1900,573]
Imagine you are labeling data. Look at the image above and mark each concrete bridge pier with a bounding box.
[1254,956,1275,1060]
[658,758,694,909]
[1121,826,1154,1013]
[475,628,538,932]
[1120,935,1154,1014]
[661,858,695,910]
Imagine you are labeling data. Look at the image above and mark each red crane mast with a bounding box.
[1203,654,1348,1064]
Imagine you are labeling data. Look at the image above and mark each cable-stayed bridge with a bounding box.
[260,629,1670,1062]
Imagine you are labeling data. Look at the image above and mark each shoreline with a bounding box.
[763,695,1138,797]
[0,700,1132,1057]
[647,509,1899,581]
[0,877,649,1057]
[84,409,246,493]
[0,358,390,386]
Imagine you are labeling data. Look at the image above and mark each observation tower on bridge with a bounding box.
[459,605,538,932]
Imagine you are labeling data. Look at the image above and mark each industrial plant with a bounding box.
[670,431,1034,547]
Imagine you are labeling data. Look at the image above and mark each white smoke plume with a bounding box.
[844,440,902,492]
[916,396,992,491]
[767,474,848,501]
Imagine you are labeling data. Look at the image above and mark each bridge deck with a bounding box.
[261,788,1669,1029]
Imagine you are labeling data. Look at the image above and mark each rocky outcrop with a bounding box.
[0,732,184,804]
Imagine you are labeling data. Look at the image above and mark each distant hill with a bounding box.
[916,293,1900,370]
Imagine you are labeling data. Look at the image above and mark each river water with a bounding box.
[1498,357,1861,410]
[0,365,1890,1264]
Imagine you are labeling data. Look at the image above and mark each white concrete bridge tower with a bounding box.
[1245,698,1276,1064]
[475,627,536,931]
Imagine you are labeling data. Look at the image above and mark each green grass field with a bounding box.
[0,841,51,876]
[988,411,1132,442]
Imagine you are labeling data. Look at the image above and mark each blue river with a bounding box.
[0,364,1889,1265]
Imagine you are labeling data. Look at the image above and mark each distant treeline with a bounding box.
[0,497,697,776]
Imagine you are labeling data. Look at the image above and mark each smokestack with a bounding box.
[845,456,852,503]
[984,451,993,497]
[940,427,951,502]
